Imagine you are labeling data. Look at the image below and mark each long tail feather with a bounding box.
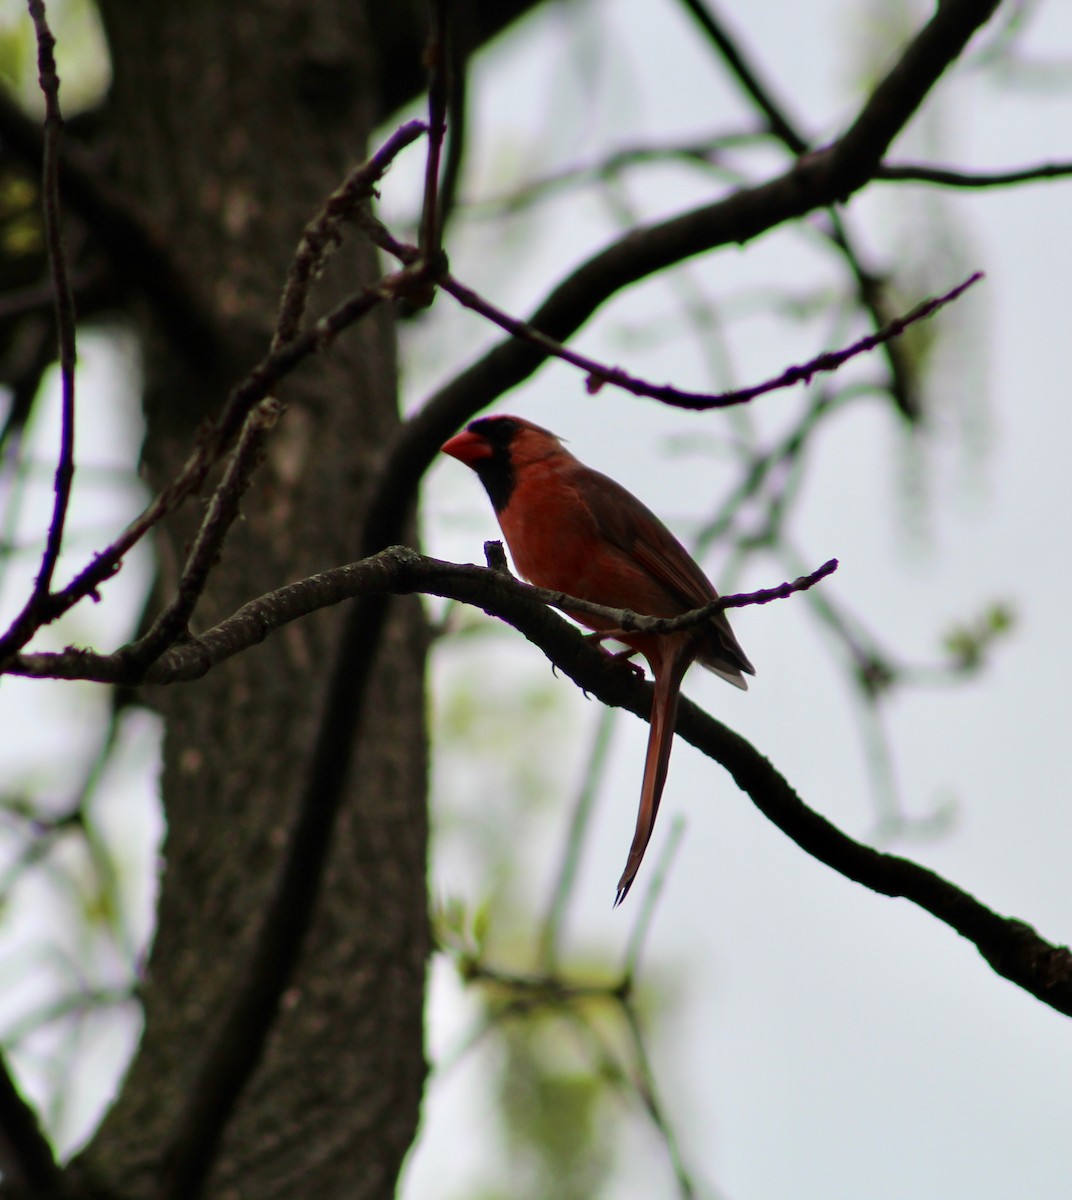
[614,652,691,906]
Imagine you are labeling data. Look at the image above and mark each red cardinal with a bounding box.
[441,415,754,904]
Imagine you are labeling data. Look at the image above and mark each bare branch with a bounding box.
[274,119,426,348]
[677,0,807,153]
[116,548,1070,1020]
[6,549,835,684]
[419,0,451,263]
[13,570,1061,1033]
[878,159,1072,188]
[8,0,78,620]
[116,398,284,675]
[437,271,981,410]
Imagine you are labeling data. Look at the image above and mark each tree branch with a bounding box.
[5,547,1070,1014]
[0,119,428,669]
[878,159,1072,188]
[356,0,1006,583]
[437,268,981,410]
[7,0,78,626]
[6,550,831,683]
[677,0,807,153]
[273,119,426,349]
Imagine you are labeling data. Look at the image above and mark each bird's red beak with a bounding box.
[441,428,491,465]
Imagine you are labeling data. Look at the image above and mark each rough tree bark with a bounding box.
[51,4,443,1197]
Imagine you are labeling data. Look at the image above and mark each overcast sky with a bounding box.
[406,2,1072,1197]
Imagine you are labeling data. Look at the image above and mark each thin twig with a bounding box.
[435,0,471,235]
[23,0,77,604]
[1,985,137,1048]
[274,119,426,348]
[877,159,1072,188]
[117,398,283,673]
[677,0,921,418]
[678,0,806,153]
[419,0,451,262]
[620,999,698,1200]
[467,131,759,218]
[437,270,982,411]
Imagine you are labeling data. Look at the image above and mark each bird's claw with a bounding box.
[584,632,645,679]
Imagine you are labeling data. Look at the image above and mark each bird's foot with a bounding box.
[584,632,645,679]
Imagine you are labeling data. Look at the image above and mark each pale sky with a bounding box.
[408,2,1072,1198]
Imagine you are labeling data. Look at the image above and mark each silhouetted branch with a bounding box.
[7,549,835,683]
[437,270,978,409]
[6,544,1071,1013]
[0,0,78,655]
[116,398,284,674]
[419,0,451,262]
[878,159,1072,188]
[274,119,426,348]
[678,0,806,153]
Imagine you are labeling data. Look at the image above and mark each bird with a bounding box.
[441,414,755,905]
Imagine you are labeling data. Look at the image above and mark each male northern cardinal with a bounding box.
[441,415,754,903]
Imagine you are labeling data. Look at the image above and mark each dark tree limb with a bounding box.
[15,547,1067,1018]
[677,0,807,153]
[5,543,1070,1016]
[366,0,1004,558]
[7,550,834,684]
[878,159,1072,188]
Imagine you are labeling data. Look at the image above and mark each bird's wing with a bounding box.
[582,466,755,680]
[581,468,714,609]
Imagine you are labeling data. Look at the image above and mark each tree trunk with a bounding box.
[69,5,429,1197]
